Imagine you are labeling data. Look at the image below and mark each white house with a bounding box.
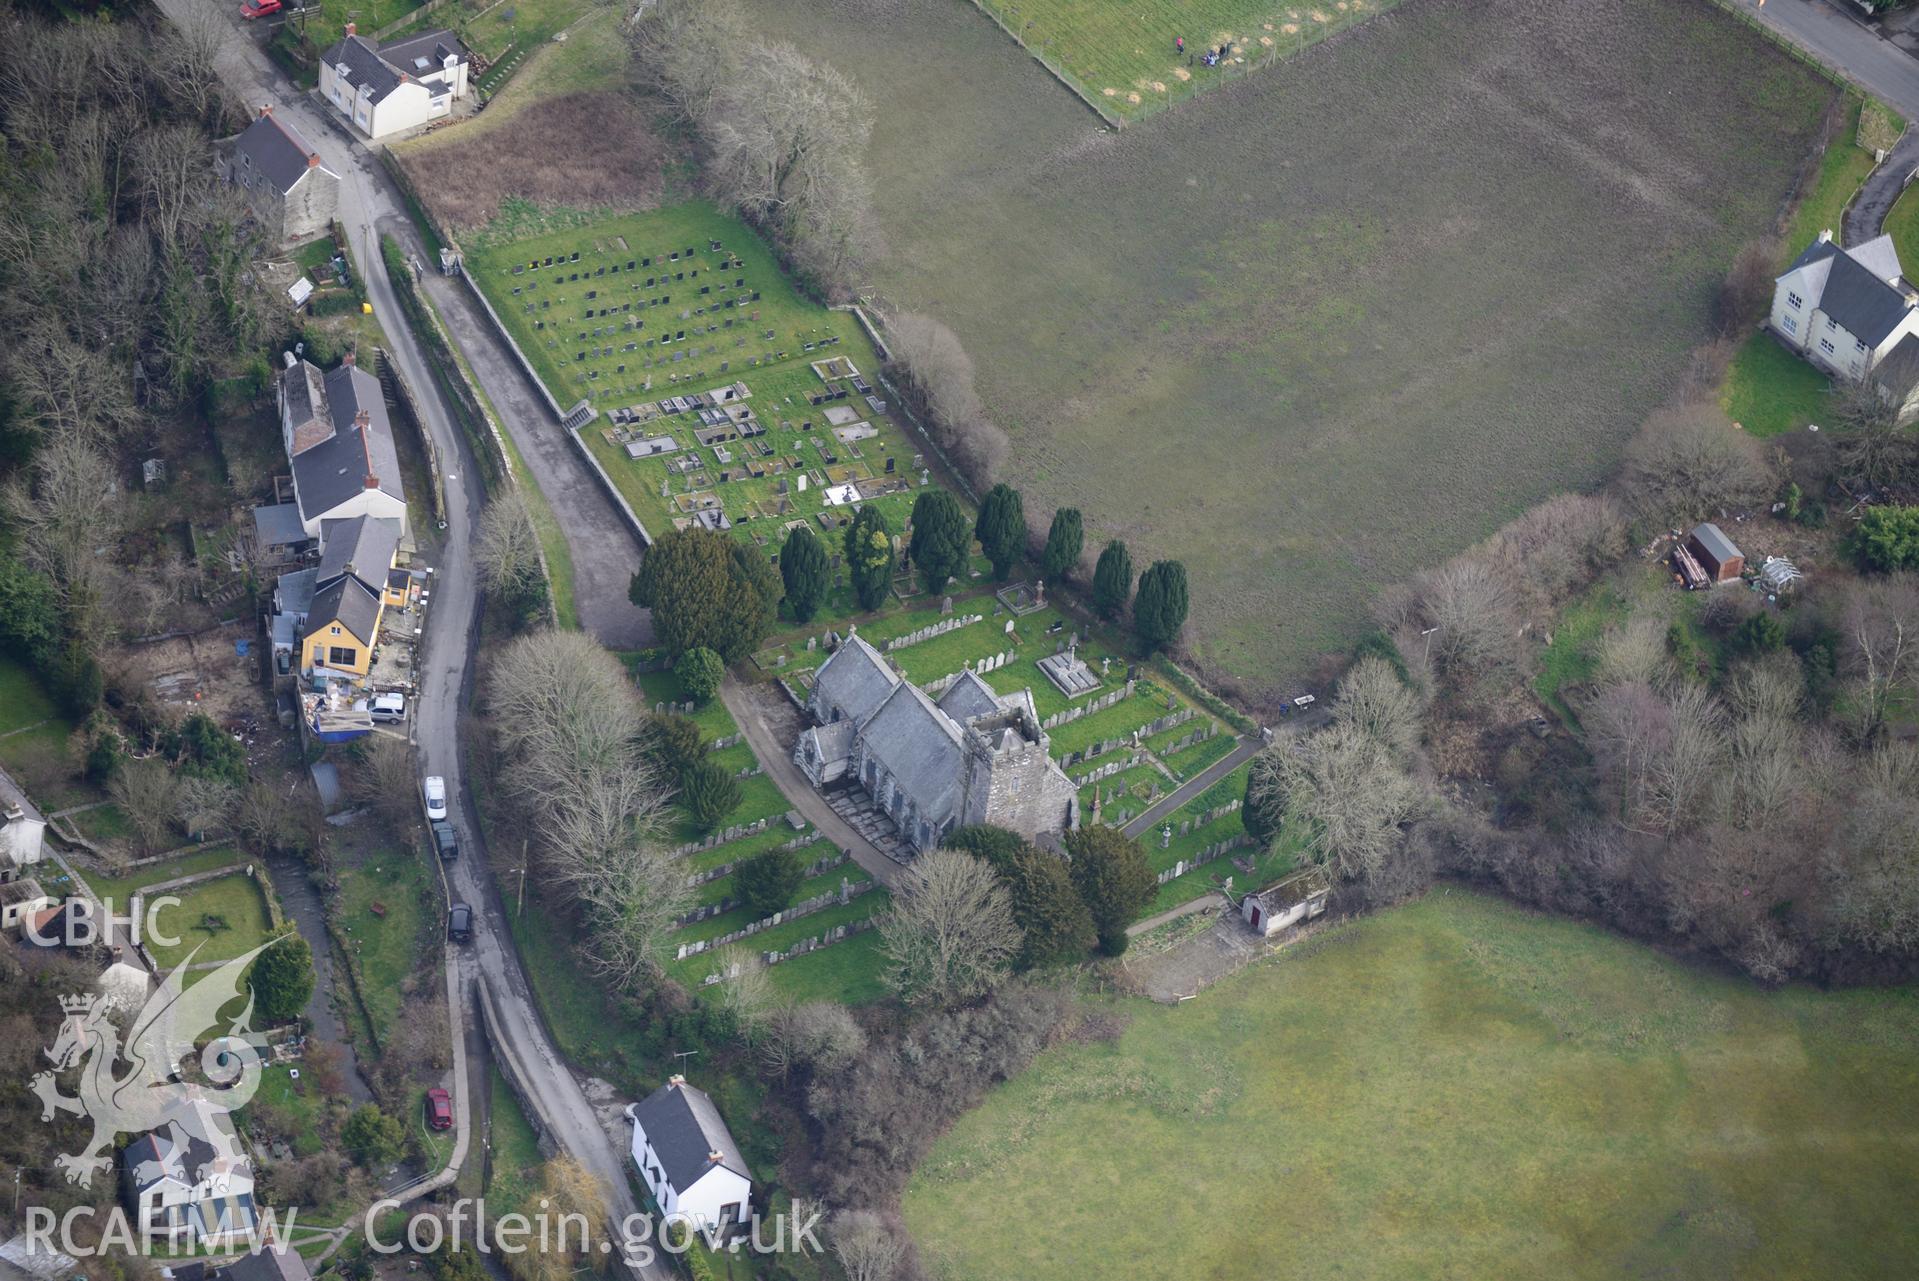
[626,1076,752,1237]
[0,768,46,881]
[263,352,407,545]
[1771,229,1919,387]
[121,1095,257,1248]
[319,26,470,140]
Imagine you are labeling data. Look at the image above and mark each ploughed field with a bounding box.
[903,892,1919,1280]
[727,0,1832,702]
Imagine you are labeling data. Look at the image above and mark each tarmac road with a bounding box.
[147,7,664,1272]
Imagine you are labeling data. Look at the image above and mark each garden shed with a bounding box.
[1686,523,1745,583]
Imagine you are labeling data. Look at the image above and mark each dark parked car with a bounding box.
[424,1087,453,1131]
[431,820,459,861]
[447,903,473,942]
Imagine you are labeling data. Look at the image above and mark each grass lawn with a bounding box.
[0,655,58,733]
[1881,173,1919,299]
[507,897,662,1092]
[146,873,276,969]
[69,804,134,844]
[1720,330,1830,439]
[85,846,247,903]
[727,0,1829,703]
[975,0,1401,122]
[334,852,434,1045]
[905,891,1919,1280]
[1782,95,1878,262]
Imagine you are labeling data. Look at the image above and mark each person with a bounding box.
[1175,35,1184,53]
[1202,49,1218,66]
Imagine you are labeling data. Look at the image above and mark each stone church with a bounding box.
[793,632,1079,853]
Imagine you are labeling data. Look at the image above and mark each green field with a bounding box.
[975,0,1400,121]
[904,891,1919,1280]
[467,203,933,555]
[334,852,435,1044]
[727,0,1831,705]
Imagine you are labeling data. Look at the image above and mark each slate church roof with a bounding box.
[809,633,900,724]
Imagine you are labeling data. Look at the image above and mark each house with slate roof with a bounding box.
[270,351,407,544]
[1771,230,1919,419]
[121,1095,257,1249]
[319,24,470,140]
[295,514,405,680]
[626,1076,752,1237]
[215,106,338,245]
[794,631,1079,852]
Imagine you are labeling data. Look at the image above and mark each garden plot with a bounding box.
[729,0,1832,705]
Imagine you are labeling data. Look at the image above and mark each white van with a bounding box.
[370,693,407,723]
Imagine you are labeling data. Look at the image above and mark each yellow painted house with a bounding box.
[299,515,404,679]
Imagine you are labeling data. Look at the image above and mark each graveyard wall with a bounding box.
[455,263,655,547]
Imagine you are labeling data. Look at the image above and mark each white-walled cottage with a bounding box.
[626,1076,752,1237]
[319,26,470,141]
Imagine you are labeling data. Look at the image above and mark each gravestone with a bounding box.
[941,596,953,616]
[806,635,817,652]
[1004,618,1016,635]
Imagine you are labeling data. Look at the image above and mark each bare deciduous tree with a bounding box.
[1829,365,1918,492]
[1620,402,1773,526]
[487,631,681,984]
[878,849,1020,1005]
[351,737,419,830]
[1408,558,1521,680]
[1332,655,1423,758]
[1249,726,1425,882]
[830,1210,906,1281]
[113,758,181,855]
[883,310,1011,488]
[474,491,544,600]
[1841,574,1919,745]
[2,433,125,628]
[173,776,235,843]
[706,946,773,1035]
[1820,744,1919,953]
[1644,683,1727,837]
[1584,679,1671,825]
[760,999,866,1078]
[624,0,750,126]
[1595,612,1672,690]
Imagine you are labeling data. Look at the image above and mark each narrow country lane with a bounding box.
[146,6,665,1272]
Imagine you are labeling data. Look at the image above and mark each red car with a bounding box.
[240,0,282,19]
[424,1087,453,1131]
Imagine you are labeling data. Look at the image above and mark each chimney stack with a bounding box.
[345,21,356,35]
[667,1074,686,1089]
[707,1150,723,1165]
[259,103,273,118]
[3,803,22,822]
[342,350,355,367]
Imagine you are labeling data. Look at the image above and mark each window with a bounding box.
[1826,316,1838,331]
[1819,337,1836,355]
[1856,338,1868,353]
[1787,291,1803,310]
[328,646,358,666]
[1782,315,1798,335]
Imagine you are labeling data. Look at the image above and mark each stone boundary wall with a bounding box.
[698,916,882,983]
[1041,684,1129,730]
[677,848,848,920]
[454,263,655,546]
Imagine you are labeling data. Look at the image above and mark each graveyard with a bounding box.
[466,203,925,550]
[631,666,894,1005]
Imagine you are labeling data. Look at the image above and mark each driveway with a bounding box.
[417,267,654,649]
[1843,126,1919,244]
